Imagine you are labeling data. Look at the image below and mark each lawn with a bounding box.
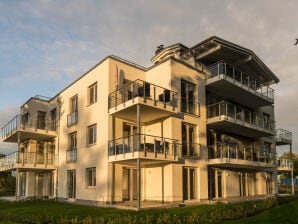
[0,196,297,223]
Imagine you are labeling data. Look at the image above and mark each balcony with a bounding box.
[67,111,78,127]
[208,144,276,170]
[66,147,77,163]
[0,151,56,172]
[276,129,292,146]
[277,157,293,171]
[108,134,179,163]
[207,102,275,138]
[108,79,178,123]
[206,61,274,108]
[2,114,57,143]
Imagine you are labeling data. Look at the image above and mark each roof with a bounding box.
[190,36,279,84]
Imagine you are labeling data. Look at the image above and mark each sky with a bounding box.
[0,0,297,155]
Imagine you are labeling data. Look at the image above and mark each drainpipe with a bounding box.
[55,97,61,201]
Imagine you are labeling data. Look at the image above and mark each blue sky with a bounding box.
[1,0,298,154]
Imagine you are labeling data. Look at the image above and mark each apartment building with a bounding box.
[0,36,293,209]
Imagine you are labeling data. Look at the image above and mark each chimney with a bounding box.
[155,44,164,55]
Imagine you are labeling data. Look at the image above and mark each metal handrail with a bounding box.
[108,79,178,109]
[208,144,276,164]
[207,101,275,132]
[207,61,274,101]
[108,134,179,158]
[2,114,57,139]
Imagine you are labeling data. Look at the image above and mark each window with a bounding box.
[69,132,77,149]
[37,111,46,129]
[87,124,97,145]
[88,83,97,105]
[181,80,196,115]
[86,167,96,188]
[67,95,78,126]
[67,132,77,162]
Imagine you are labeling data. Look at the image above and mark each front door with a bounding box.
[36,173,44,197]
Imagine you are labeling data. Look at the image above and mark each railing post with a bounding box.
[154,138,157,158]
[244,148,246,161]
[153,86,156,106]
[236,145,238,159]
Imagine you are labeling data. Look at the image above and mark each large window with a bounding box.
[88,82,97,105]
[87,124,97,145]
[181,80,196,115]
[86,167,96,188]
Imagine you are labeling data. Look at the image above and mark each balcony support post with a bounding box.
[161,166,164,204]
[136,105,141,155]
[290,143,294,195]
[15,168,19,200]
[137,158,141,210]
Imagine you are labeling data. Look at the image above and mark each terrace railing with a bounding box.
[207,61,274,101]
[208,144,276,164]
[108,134,179,159]
[0,151,56,169]
[207,102,275,132]
[108,79,178,110]
[66,147,77,163]
[2,114,57,139]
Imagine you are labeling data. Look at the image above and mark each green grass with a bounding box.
[218,199,298,224]
[0,197,297,223]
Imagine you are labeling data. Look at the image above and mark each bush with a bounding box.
[0,196,297,224]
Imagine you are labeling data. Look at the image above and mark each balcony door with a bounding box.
[183,167,196,200]
[123,123,137,152]
[67,170,76,198]
[35,173,44,197]
[181,79,195,114]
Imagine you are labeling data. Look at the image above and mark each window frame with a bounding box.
[87,124,97,146]
[88,82,97,105]
[86,167,96,188]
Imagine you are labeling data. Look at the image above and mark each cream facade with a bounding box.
[0,36,292,209]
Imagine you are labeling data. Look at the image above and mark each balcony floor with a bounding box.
[208,158,275,171]
[3,128,56,143]
[206,75,273,108]
[109,97,177,123]
[207,115,274,138]
[108,153,177,166]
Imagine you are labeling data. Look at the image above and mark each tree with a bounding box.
[0,172,16,196]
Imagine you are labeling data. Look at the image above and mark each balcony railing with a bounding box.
[108,79,178,110]
[0,151,56,169]
[208,144,276,164]
[180,99,200,116]
[67,111,78,126]
[276,129,292,143]
[277,157,293,169]
[207,102,275,132]
[108,134,179,158]
[2,114,57,139]
[179,141,201,158]
[66,147,77,163]
[207,61,274,101]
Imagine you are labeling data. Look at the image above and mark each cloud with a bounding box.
[0,0,298,154]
